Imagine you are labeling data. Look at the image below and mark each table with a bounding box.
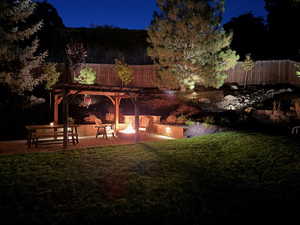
[26,124,79,148]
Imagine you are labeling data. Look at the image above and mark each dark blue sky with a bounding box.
[45,0,266,29]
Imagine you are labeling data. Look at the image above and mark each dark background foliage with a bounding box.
[1,0,300,140]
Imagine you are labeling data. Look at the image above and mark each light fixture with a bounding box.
[166,127,171,133]
[83,94,92,108]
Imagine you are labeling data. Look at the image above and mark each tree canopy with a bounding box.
[147,0,239,90]
[223,13,267,60]
[265,0,300,60]
[0,0,47,94]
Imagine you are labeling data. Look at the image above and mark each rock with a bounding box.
[176,116,187,124]
[244,107,254,113]
[230,85,239,90]
[198,98,211,104]
[228,105,236,110]
[29,95,45,105]
[224,95,238,101]
[166,115,177,124]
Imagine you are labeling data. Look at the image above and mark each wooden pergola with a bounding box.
[52,83,159,147]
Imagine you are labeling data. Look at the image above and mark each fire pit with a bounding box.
[118,124,136,140]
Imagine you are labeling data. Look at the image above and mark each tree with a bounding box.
[114,58,133,86]
[147,0,239,90]
[74,66,96,85]
[265,0,300,60]
[223,13,267,60]
[41,63,60,90]
[241,54,255,88]
[30,1,65,62]
[65,41,87,83]
[0,0,47,94]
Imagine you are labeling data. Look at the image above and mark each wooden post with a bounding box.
[62,89,69,148]
[134,95,140,143]
[54,95,59,124]
[115,96,121,130]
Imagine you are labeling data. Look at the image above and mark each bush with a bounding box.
[75,66,96,85]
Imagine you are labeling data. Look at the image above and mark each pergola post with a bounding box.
[54,95,59,124]
[114,96,121,130]
[133,95,140,143]
[62,89,69,148]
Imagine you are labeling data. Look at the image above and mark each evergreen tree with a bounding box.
[265,0,300,59]
[147,0,239,90]
[0,0,47,94]
[223,13,267,60]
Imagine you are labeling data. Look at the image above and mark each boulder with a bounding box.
[166,115,177,124]
[198,98,211,104]
[29,95,45,105]
[224,95,238,101]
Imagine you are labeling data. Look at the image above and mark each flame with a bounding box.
[120,123,136,134]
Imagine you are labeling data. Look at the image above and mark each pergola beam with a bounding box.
[51,84,158,147]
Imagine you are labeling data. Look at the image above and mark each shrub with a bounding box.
[114,58,133,86]
[74,66,96,85]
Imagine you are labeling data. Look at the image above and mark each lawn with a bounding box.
[1,131,300,225]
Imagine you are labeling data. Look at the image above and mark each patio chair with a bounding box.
[291,126,300,135]
[105,123,116,138]
[95,118,107,138]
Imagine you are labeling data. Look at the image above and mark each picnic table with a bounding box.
[26,124,79,148]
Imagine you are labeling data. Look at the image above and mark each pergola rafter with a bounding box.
[52,83,160,147]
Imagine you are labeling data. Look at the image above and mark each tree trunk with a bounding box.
[244,71,248,88]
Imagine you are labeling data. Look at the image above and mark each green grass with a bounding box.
[1,131,300,225]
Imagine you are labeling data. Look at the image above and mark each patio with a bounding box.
[0,133,174,155]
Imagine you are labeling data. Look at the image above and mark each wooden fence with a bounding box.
[66,60,300,88]
[70,64,157,88]
[225,60,300,86]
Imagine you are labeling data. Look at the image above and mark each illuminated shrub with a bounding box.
[74,66,96,85]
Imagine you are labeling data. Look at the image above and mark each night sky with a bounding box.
[45,0,266,29]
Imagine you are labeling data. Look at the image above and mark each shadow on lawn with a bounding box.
[137,142,300,224]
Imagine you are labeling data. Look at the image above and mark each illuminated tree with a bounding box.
[41,63,60,90]
[0,0,47,94]
[114,58,133,86]
[74,66,96,85]
[241,54,255,88]
[148,0,239,90]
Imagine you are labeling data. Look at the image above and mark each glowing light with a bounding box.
[50,122,54,126]
[166,127,171,133]
[119,123,136,134]
[83,94,92,108]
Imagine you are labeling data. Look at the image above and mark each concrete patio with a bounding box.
[0,133,175,155]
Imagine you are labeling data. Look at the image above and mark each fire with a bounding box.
[120,123,136,134]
